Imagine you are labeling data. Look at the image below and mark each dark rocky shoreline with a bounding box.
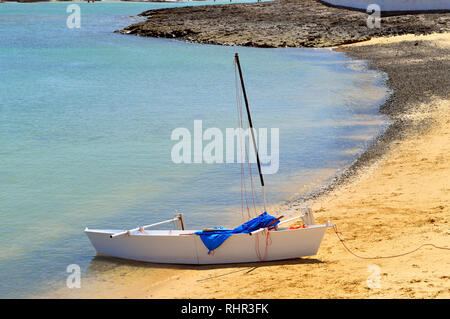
[118,0,449,48]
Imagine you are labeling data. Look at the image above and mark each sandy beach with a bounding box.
[43,32,449,299]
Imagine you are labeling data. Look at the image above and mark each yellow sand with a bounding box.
[347,33,450,49]
[45,33,449,299]
[149,99,450,299]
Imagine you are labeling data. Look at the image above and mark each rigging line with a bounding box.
[235,60,244,220]
[234,54,267,214]
[234,57,266,259]
[242,112,257,218]
[333,225,450,260]
[235,62,245,221]
[255,229,272,262]
[235,61,250,220]
[255,233,261,261]
[255,231,262,261]
[240,108,250,219]
[246,120,258,217]
[248,159,258,217]
[234,54,265,188]
[239,80,251,220]
[263,230,272,260]
[234,58,258,219]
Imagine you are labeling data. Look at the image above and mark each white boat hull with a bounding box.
[85,225,331,264]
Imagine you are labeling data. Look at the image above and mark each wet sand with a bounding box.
[44,33,449,299]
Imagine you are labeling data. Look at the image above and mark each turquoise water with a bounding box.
[0,2,390,297]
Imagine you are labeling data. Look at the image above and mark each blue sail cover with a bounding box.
[195,212,280,254]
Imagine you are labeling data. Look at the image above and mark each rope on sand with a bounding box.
[333,225,450,260]
[196,225,449,282]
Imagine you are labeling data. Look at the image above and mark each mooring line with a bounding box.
[333,224,450,260]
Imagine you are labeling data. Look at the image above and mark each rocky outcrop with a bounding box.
[118,0,450,48]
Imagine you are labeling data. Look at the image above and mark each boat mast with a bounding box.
[234,53,267,212]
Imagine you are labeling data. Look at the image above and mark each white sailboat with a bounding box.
[85,53,333,264]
